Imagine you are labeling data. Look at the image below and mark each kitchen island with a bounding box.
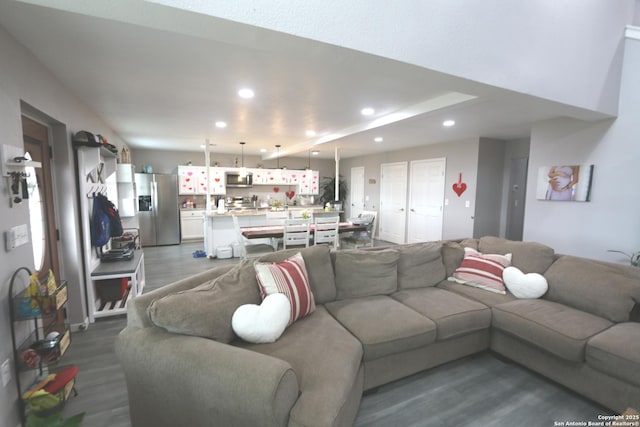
[203,206,330,257]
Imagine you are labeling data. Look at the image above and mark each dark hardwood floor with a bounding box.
[61,242,611,427]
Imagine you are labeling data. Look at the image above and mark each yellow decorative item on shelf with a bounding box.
[25,272,41,312]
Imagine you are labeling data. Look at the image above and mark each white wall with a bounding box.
[0,25,127,426]
[154,0,634,115]
[339,138,480,241]
[523,33,640,262]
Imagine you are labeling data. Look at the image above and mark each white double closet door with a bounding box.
[379,158,445,244]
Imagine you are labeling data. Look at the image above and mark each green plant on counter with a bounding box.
[27,413,84,427]
[318,175,347,207]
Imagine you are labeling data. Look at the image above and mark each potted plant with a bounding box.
[318,175,347,208]
[607,250,640,266]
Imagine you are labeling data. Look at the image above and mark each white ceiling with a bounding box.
[0,1,609,160]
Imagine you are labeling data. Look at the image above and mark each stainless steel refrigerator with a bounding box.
[135,173,180,246]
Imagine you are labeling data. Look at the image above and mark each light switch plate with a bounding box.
[5,224,29,251]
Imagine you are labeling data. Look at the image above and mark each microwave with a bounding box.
[226,171,253,188]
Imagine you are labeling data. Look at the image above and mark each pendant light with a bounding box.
[275,144,281,169]
[239,141,247,177]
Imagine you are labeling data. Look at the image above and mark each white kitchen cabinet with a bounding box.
[209,167,226,195]
[299,170,320,195]
[250,168,316,188]
[178,166,226,195]
[178,166,202,195]
[181,209,205,240]
[116,163,137,218]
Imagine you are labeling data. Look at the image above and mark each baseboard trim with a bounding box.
[70,318,89,332]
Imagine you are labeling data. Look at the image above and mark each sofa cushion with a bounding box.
[544,255,640,323]
[255,252,315,324]
[492,299,613,362]
[395,242,446,289]
[478,236,555,274]
[450,247,512,294]
[334,249,399,299]
[586,323,640,387]
[393,288,491,340]
[325,296,436,361]
[437,280,517,307]
[148,260,260,342]
[236,306,363,427]
[442,241,465,277]
[258,244,336,304]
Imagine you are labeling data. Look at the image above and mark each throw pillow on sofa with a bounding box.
[255,252,315,325]
[148,259,260,342]
[232,293,291,343]
[502,266,548,299]
[450,247,512,294]
[258,244,336,304]
[334,249,399,299]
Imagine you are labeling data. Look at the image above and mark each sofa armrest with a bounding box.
[128,264,236,328]
[116,326,299,427]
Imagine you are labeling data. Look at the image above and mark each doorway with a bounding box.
[407,158,446,243]
[506,157,528,241]
[349,166,365,219]
[22,116,60,283]
[379,162,407,244]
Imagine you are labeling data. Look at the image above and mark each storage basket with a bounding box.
[96,278,128,302]
[216,246,233,259]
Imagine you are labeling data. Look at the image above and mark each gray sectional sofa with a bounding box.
[115,237,640,427]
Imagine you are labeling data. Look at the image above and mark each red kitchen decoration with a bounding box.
[285,188,296,200]
[452,173,467,197]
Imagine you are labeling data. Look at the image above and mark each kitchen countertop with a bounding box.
[205,206,329,217]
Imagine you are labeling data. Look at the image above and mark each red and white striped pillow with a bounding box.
[450,247,512,294]
[255,252,315,325]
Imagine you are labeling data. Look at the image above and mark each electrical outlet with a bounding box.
[1,359,11,387]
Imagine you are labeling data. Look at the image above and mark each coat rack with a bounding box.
[2,144,41,208]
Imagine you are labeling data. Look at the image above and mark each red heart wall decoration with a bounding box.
[273,187,280,193]
[285,190,295,200]
[452,173,467,197]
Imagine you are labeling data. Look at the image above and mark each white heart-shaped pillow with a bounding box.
[502,266,548,299]
[232,293,291,343]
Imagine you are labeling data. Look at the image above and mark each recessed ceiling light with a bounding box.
[311,150,320,156]
[238,88,255,99]
[361,107,375,116]
[374,136,383,143]
[306,130,317,137]
[259,148,267,153]
[215,121,227,128]
[443,119,455,127]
